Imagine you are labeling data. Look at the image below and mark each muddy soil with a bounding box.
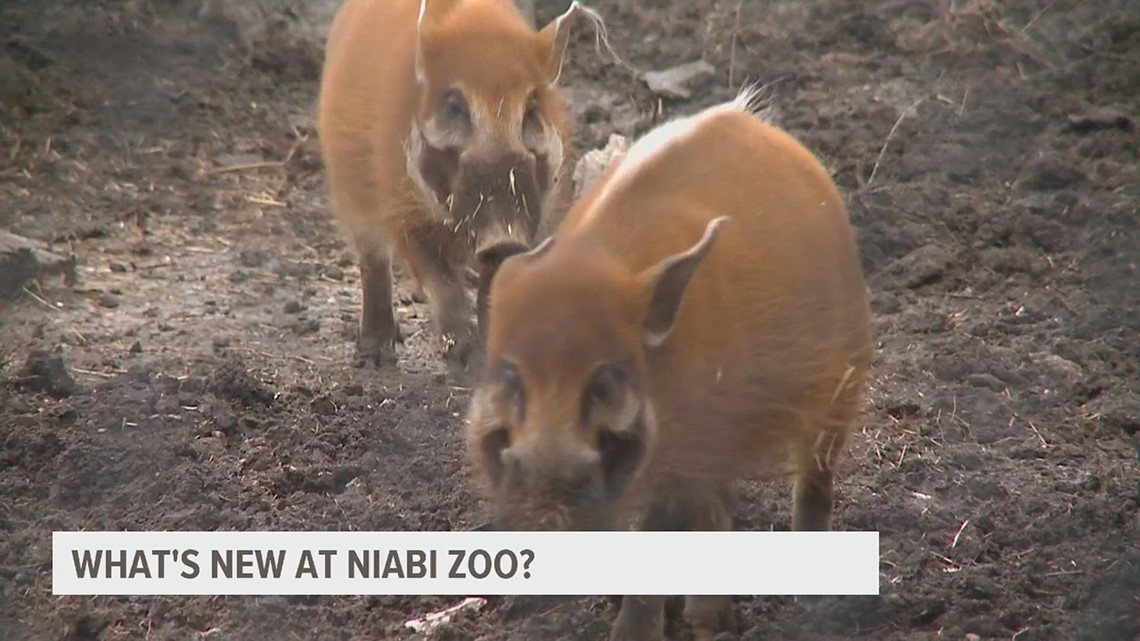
[2,0,1138,640]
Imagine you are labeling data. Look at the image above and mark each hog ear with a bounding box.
[484,235,556,304]
[536,1,587,85]
[508,235,556,265]
[414,0,431,84]
[414,0,461,84]
[638,216,731,348]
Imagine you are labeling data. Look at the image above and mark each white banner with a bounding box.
[53,531,880,596]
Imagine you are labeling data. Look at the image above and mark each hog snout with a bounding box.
[492,445,615,531]
[475,230,530,266]
[451,151,543,249]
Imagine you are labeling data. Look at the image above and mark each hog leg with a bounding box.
[393,224,481,379]
[355,243,402,366]
[794,361,864,531]
[611,482,736,641]
[792,424,850,532]
[610,594,666,641]
[681,484,736,641]
[610,492,670,641]
[474,253,513,339]
[475,265,494,339]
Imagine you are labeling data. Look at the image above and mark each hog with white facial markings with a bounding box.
[465,86,876,641]
[317,0,608,377]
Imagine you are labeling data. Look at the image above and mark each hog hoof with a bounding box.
[684,596,736,640]
[355,329,400,368]
[608,625,664,641]
[610,611,665,641]
[441,328,483,384]
[355,345,397,369]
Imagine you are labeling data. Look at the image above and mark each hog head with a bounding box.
[404,0,597,281]
[466,217,731,531]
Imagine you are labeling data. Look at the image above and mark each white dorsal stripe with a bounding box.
[584,82,773,222]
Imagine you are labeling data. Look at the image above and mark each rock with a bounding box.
[885,244,953,289]
[1015,155,1086,192]
[1030,352,1085,389]
[1066,106,1133,133]
[643,60,716,99]
[0,51,32,112]
[284,300,304,314]
[109,260,129,273]
[292,318,320,336]
[13,347,79,398]
[572,134,631,198]
[562,85,647,141]
[322,265,344,281]
[966,373,1006,391]
[237,248,269,268]
[99,293,121,309]
[206,357,275,407]
[0,231,78,304]
[61,613,110,641]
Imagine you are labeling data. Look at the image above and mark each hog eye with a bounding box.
[440,89,469,122]
[479,427,512,486]
[493,360,526,414]
[523,92,541,127]
[584,362,629,411]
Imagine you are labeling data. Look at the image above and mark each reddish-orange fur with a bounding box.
[316,0,583,377]
[466,90,874,641]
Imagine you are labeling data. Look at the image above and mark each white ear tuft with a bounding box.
[414,0,429,85]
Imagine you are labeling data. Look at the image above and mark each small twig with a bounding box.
[931,552,961,568]
[229,346,323,365]
[951,519,970,549]
[1027,420,1048,447]
[866,98,924,189]
[1043,570,1083,577]
[1022,6,1049,33]
[73,367,118,379]
[21,286,58,311]
[207,161,285,175]
[282,134,308,165]
[1077,43,1132,62]
[246,195,288,207]
[727,0,744,88]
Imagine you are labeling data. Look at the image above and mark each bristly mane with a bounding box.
[584,81,779,218]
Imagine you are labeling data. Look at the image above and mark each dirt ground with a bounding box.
[1,0,1138,639]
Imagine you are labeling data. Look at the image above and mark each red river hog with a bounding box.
[466,86,875,641]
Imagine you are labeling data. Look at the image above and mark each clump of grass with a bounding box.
[890,0,1006,55]
[888,0,1051,71]
[0,320,9,375]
